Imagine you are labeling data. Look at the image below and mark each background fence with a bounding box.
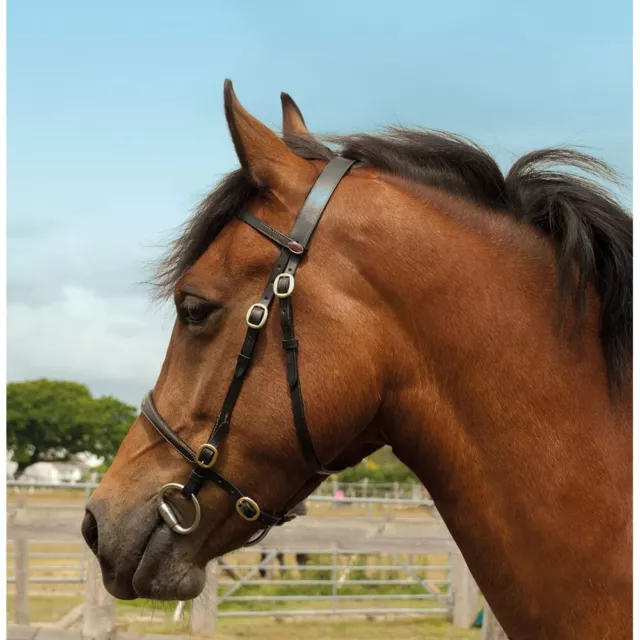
[8,540,487,633]
[7,478,433,507]
[7,481,507,638]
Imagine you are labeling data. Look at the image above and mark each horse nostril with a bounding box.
[81,509,99,555]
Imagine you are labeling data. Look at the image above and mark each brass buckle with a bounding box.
[195,443,218,469]
[273,273,295,298]
[246,303,268,329]
[236,496,261,522]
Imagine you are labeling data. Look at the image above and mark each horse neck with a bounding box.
[358,182,632,637]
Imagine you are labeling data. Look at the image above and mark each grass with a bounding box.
[120,615,481,639]
[7,595,481,639]
[211,551,451,613]
[7,595,84,622]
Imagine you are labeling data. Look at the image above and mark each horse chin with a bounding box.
[131,523,207,600]
[130,520,257,600]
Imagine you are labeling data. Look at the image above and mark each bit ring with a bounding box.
[157,483,201,535]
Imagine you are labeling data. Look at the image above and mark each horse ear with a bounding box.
[223,80,310,192]
[281,92,312,138]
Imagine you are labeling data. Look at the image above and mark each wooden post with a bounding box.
[14,538,29,625]
[83,554,116,640]
[191,560,218,635]
[452,552,479,628]
[483,604,509,640]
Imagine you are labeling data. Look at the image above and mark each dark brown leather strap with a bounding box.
[279,295,324,472]
[278,292,345,475]
[141,157,355,532]
[140,393,291,527]
[188,156,355,489]
[236,210,303,253]
[287,157,356,247]
[141,392,196,462]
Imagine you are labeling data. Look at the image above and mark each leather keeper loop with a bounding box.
[235,352,252,378]
[282,338,299,350]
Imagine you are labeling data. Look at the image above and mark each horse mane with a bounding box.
[155,128,632,391]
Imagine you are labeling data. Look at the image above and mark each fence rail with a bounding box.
[7,478,432,502]
[6,482,508,637]
[6,536,510,637]
[7,480,437,524]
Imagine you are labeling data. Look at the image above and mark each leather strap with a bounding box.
[236,210,302,253]
[141,392,196,462]
[180,252,290,498]
[141,157,355,532]
[278,295,345,475]
[140,392,291,527]
[287,157,356,248]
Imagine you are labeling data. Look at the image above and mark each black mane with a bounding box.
[156,127,632,391]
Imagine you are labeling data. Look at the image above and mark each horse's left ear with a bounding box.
[281,92,312,138]
[224,80,312,194]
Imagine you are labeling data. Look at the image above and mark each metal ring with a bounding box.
[195,443,219,469]
[273,274,295,298]
[157,483,201,535]
[246,303,268,329]
[236,496,261,522]
[244,526,271,547]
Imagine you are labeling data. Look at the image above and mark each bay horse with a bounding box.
[82,81,632,639]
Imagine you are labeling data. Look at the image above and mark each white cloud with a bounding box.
[7,286,174,405]
[7,228,159,306]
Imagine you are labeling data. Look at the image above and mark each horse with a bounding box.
[82,81,632,639]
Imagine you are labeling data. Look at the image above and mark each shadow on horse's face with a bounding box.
[82,83,388,600]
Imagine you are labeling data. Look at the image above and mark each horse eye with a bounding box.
[182,306,210,324]
[177,297,219,326]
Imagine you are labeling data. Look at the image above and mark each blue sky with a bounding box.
[7,0,632,404]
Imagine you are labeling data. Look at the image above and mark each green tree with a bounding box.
[338,446,418,483]
[6,379,136,477]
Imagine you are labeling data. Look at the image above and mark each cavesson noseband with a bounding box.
[140,157,355,543]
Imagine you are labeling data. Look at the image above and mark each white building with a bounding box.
[7,450,101,483]
[20,462,61,483]
[54,463,83,483]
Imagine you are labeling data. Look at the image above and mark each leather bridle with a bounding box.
[140,157,356,543]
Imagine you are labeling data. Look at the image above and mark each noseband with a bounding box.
[140,157,356,542]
